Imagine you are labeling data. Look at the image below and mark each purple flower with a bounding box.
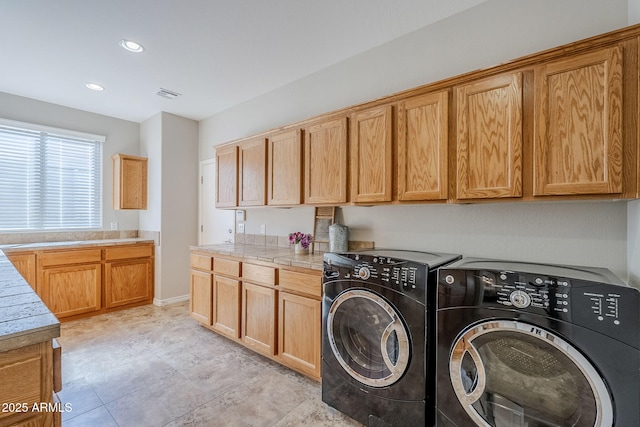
[288,232,313,249]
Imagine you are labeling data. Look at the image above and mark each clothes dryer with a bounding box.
[436,258,640,427]
[322,250,461,427]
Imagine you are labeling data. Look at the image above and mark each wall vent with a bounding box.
[156,88,181,99]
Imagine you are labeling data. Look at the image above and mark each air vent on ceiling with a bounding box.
[156,88,181,99]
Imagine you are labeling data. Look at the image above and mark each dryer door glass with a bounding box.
[449,320,612,427]
[327,289,410,387]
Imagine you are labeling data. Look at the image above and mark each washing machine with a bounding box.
[322,249,461,427]
[436,258,640,427]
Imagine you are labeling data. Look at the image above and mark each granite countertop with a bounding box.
[0,252,59,352]
[192,243,325,271]
[0,237,155,253]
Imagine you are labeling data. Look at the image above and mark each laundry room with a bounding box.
[1,1,639,426]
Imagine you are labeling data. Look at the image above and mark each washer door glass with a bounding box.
[327,289,410,387]
[449,320,612,427]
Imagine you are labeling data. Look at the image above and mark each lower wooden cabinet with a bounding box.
[41,263,102,319]
[7,242,155,321]
[0,341,58,427]
[278,291,321,380]
[242,282,277,356]
[212,275,242,339]
[189,251,322,381]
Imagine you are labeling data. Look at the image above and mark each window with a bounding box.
[0,119,104,231]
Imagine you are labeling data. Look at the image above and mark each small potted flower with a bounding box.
[289,231,312,254]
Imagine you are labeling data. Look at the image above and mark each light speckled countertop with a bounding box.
[0,252,59,352]
[192,243,325,270]
[0,237,155,253]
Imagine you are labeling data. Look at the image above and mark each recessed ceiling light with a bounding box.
[85,83,104,91]
[119,39,144,53]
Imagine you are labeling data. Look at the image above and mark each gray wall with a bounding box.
[198,0,633,280]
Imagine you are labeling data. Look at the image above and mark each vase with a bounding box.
[294,242,308,255]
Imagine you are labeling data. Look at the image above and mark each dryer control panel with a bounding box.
[438,264,640,346]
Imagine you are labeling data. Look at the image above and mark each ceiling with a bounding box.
[0,0,485,123]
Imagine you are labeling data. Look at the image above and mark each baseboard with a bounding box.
[153,294,190,306]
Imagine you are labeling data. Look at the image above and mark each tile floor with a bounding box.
[57,301,362,427]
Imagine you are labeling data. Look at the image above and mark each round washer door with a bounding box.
[448,320,612,427]
[327,289,411,387]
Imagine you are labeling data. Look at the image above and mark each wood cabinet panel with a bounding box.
[242,282,277,356]
[268,129,303,205]
[0,342,54,427]
[278,269,321,299]
[304,117,349,204]
[190,269,212,325]
[212,275,241,339]
[113,154,148,210]
[456,72,523,200]
[213,258,241,277]
[40,263,101,318]
[534,46,623,196]
[190,253,213,271]
[38,249,101,267]
[216,145,238,208]
[105,258,153,308]
[242,263,276,286]
[351,105,393,203]
[397,91,449,201]
[105,244,153,261]
[238,138,267,206]
[278,292,321,380]
[6,252,36,290]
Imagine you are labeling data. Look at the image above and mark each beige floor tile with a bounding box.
[63,405,119,427]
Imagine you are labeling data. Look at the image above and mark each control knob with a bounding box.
[357,267,371,280]
[509,290,531,308]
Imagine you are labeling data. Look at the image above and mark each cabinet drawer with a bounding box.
[279,270,321,298]
[190,253,213,271]
[214,258,241,277]
[242,263,276,286]
[105,244,153,261]
[39,249,101,267]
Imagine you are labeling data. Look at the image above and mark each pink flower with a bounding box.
[288,232,313,249]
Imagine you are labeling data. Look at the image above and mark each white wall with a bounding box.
[141,112,198,303]
[198,0,633,280]
[0,91,141,231]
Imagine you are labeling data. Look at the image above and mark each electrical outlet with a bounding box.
[237,223,245,233]
[260,224,266,234]
[110,222,118,231]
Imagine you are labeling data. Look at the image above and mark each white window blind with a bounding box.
[0,120,104,231]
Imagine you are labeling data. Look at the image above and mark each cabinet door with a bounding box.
[238,138,267,206]
[534,46,623,196]
[397,91,449,201]
[267,129,302,205]
[215,145,238,208]
[113,154,148,210]
[6,252,36,291]
[278,292,321,380]
[456,72,523,199]
[190,269,212,325]
[242,282,276,356]
[41,264,101,318]
[105,258,153,308]
[304,117,348,204]
[351,105,393,203]
[212,275,241,339]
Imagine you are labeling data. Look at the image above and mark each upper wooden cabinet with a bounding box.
[534,46,623,196]
[455,72,523,200]
[215,145,238,208]
[112,154,147,210]
[397,91,449,201]
[351,105,393,203]
[304,117,349,204]
[267,129,302,206]
[238,138,267,207]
